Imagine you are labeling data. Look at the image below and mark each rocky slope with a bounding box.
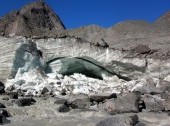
[0,1,170,126]
[0,1,65,37]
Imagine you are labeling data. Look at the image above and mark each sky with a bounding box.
[0,0,170,29]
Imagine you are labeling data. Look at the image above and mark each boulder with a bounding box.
[100,92,140,114]
[54,97,67,104]
[0,82,5,94]
[58,104,70,113]
[96,114,139,126]
[135,122,146,126]
[142,94,165,112]
[0,109,10,117]
[67,94,91,109]
[8,92,18,99]
[90,93,117,103]
[0,103,6,108]
[161,93,170,111]
[132,45,151,54]
[15,97,36,107]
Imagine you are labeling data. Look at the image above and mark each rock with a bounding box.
[60,89,67,95]
[132,45,151,54]
[0,109,10,125]
[90,93,117,103]
[161,93,170,111]
[58,104,70,113]
[135,122,146,126]
[0,82,5,94]
[8,92,18,99]
[142,94,165,112]
[2,97,9,101]
[0,109,10,117]
[41,87,49,95]
[54,97,67,104]
[138,100,146,112]
[0,103,6,108]
[96,114,139,126]
[131,78,160,94]
[15,97,36,106]
[101,92,140,114]
[67,94,91,109]
[0,114,10,125]
[69,98,91,109]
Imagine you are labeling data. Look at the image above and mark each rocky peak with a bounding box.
[155,11,170,29]
[0,1,65,37]
[156,11,170,22]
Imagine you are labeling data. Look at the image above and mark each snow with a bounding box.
[5,67,129,96]
[5,67,163,96]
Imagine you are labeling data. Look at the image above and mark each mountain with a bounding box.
[0,1,65,37]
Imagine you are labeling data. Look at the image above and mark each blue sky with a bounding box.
[0,0,170,28]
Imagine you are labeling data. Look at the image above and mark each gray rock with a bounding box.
[132,45,151,54]
[0,103,6,108]
[90,93,117,103]
[0,114,10,125]
[161,93,170,111]
[142,94,165,112]
[58,104,70,113]
[96,114,139,126]
[100,92,140,114]
[67,95,91,109]
[135,122,146,126]
[54,97,67,104]
[8,92,18,99]
[0,82,5,94]
[2,97,9,101]
[0,109,10,117]
[15,97,36,107]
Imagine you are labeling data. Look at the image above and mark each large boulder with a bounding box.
[100,92,140,114]
[0,82,5,94]
[96,114,139,126]
[142,94,165,112]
